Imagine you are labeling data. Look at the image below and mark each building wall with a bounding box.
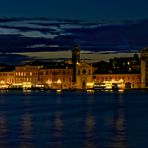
[0,61,142,90]
[39,68,73,89]
[140,48,148,88]
[141,60,146,88]
[0,67,141,89]
[0,71,15,88]
[75,62,93,89]
[15,65,40,85]
[93,74,141,89]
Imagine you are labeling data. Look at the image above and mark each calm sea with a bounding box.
[0,90,148,148]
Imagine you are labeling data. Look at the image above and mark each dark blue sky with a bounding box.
[0,0,148,21]
[0,0,147,64]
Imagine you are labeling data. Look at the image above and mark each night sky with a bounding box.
[0,0,148,64]
[0,0,147,21]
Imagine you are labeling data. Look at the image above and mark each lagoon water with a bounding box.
[0,90,148,148]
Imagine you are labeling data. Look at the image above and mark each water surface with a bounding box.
[0,90,148,148]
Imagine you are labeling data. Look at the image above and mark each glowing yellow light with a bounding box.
[57,79,61,84]
[56,89,62,93]
[104,89,112,92]
[47,80,52,85]
[86,82,94,89]
[119,79,124,83]
[118,89,124,92]
[87,89,94,93]
[22,82,32,89]
[0,80,4,84]
[103,78,125,90]
[87,82,93,86]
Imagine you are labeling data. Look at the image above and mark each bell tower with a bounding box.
[72,46,80,82]
[72,45,80,65]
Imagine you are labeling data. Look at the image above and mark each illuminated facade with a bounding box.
[93,74,141,89]
[39,68,73,89]
[75,62,93,89]
[14,65,41,88]
[0,71,15,88]
[71,46,94,89]
[0,47,143,90]
[141,47,148,88]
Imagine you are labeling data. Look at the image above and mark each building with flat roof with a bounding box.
[0,46,143,90]
[141,47,148,88]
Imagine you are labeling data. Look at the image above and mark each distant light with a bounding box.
[47,80,52,85]
[57,79,61,84]
[0,80,4,84]
[86,82,94,88]
[22,82,32,89]
[87,89,94,93]
[127,62,130,65]
[56,89,62,93]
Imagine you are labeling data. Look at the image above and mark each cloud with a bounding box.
[0,17,147,55]
[0,25,56,34]
[0,34,61,52]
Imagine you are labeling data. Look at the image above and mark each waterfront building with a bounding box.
[93,74,141,89]
[0,46,143,90]
[75,61,93,89]
[39,65,73,89]
[93,54,141,90]
[109,55,140,74]
[0,71,15,89]
[141,47,148,88]
[15,64,41,88]
[71,46,94,89]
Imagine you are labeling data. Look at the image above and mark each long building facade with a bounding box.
[93,74,141,89]
[0,46,145,90]
[39,67,73,89]
[141,47,148,88]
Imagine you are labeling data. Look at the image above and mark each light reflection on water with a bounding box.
[0,114,7,148]
[20,113,34,148]
[53,112,64,148]
[83,96,96,148]
[0,90,147,148]
[108,93,128,148]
